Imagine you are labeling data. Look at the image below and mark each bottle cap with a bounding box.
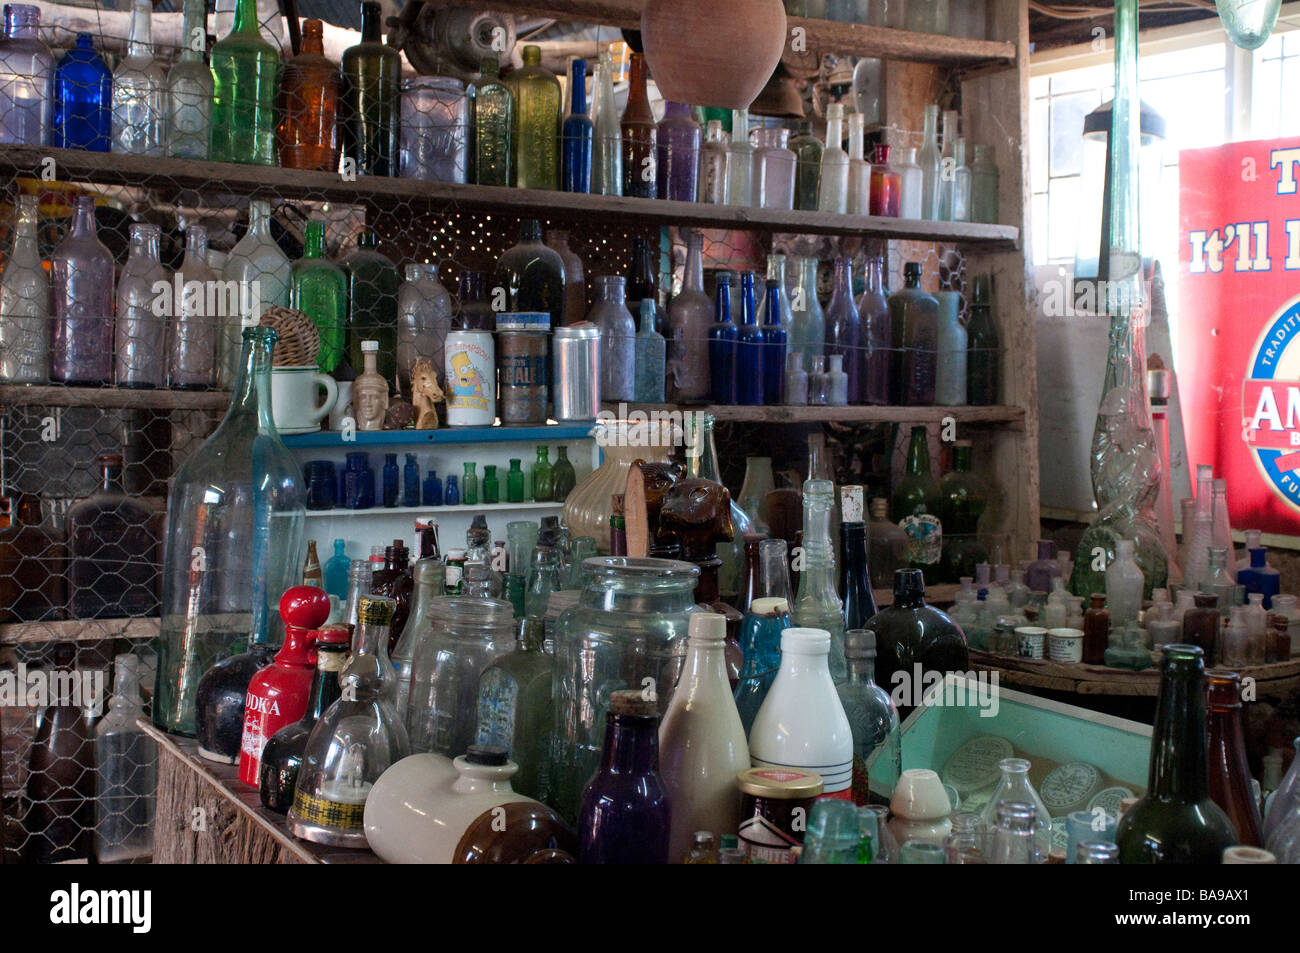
[465,744,509,766]
[780,627,831,655]
[736,767,824,799]
[749,596,789,616]
[314,625,352,646]
[688,612,727,642]
[362,340,379,352]
[608,689,659,718]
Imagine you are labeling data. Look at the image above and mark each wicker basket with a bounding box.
[259,306,321,368]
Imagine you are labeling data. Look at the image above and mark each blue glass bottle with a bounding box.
[343,452,375,509]
[735,273,766,406]
[633,299,666,403]
[1238,537,1280,609]
[708,273,738,404]
[423,469,443,506]
[382,453,399,507]
[734,596,789,735]
[323,539,350,601]
[761,278,788,405]
[561,58,593,193]
[445,474,460,506]
[54,33,111,151]
[403,453,419,506]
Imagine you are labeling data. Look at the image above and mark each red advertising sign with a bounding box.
[1178,138,1300,536]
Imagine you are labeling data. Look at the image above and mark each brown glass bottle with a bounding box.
[1206,671,1262,846]
[1181,593,1220,667]
[620,52,657,199]
[628,236,665,335]
[739,533,766,614]
[24,643,95,862]
[66,453,159,619]
[371,541,412,653]
[278,18,339,171]
[1082,593,1109,665]
[0,494,67,622]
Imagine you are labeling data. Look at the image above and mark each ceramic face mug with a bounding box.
[271,365,339,434]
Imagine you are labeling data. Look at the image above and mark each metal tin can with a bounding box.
[736,766,824,864]
[445,329,495,426]
[496,311,551,425]
[552,322,601,420]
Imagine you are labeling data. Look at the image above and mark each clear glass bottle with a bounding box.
[621,51,657,198]
[755,126,797,210]
[793,479,847,682]
[111,0,165,156]
[114,223,168,389]
[94,654,156,863]
[858,253,891,405]
[153,327,306,736]
[0,193,49,382]
[591,275,636,402]
[667,229,712,401]
[525,542,561,619]
[473,57,513,186]
[727,108,754,206]
[888,262,939,405]
[338,0,399,175]
[979,758,1052,863]
[949,138,973,222]
[934,290,966,406]
[0,3,53,145]
[938,110,959,220]
[897,146,924,219]
[698,119,730,204]
[474,616,555,802]
[66,453,159,619]
[787,120,823,212]
[397,262,452,394]
[53,32,112,152]
[208,0,279,165]
[918,104,942,220]
[399,75,470,184]
[758,253,794,336]
[220,199,290,385]
[838,628,902,803]
[51,194,114,384]
[509,43,561,190]
[278,18,339,171]
[591,48,622,196]
[988,801,1038,864]
[970,144,999,224]
[825,257,861,404]
[165,0,212,160]
[819,103,850,213]
[789,255,825,373]
[170,224,219,388]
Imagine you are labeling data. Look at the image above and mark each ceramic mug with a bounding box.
[271,365,338,434]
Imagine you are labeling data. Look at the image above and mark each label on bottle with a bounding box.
[899,513,942,565]
[291,789,366,832]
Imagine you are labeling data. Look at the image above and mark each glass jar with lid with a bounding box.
[405,596,515,757]
[550,556,700,823]
[399,76,470,183]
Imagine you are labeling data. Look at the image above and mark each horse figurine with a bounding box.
[411,358,445,429]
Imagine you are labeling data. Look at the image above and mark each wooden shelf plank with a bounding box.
[0,616,159,645]
[602,402,1026,426]
[281,423,595,449]
[0,146,1019,246]
[0,383,231,411]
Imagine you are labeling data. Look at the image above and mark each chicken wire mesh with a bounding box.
[0,3,1012,863]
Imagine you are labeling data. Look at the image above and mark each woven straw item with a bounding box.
[259,306,321,367]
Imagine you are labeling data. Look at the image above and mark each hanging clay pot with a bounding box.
[640,0,787,109]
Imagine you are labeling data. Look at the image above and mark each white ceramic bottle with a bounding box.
[749,627,853,796]
[818,103,850,214]
[1106,539,1145,627]
[658,612,751,863]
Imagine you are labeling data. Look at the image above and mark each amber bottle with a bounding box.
[278,19,339,171]
[1181,593,1220,667]
[620,52,657,199]
[1206,671,1262,846]
[1082,593,1109,665]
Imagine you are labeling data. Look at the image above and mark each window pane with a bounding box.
[1048,177,1081,263]
[1049,92,1099,178]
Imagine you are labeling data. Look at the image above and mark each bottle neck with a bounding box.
[714,282,732,324]
[627,53,650,112]
[1149,656,1212,802]
[764,287,782,327]
[906,431,930,475]
[275,624,316,668]
[301,25,324,56]
[305,649,347,721]
[570,60,587,115]
[232,0,260,37]
[304,225,324,258]
[101,464,125,494]
[684,237,704,292]
[128,0,152,56]
[72,200,96,239]
[833,258,852,296]
[360,2,382,43]
[180,0,205,60]
[845,654,877,685]
[599,714,660,776]
[922,108,938,145]
[227,333,278,434]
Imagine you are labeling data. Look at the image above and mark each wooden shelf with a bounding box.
[0,146,1019,247]
[304,501,563,517]
[282,423,595,449]
[603,402,1026,426]
[0,383,231,411]
[0,616,159,646]
[425,0,1018,67]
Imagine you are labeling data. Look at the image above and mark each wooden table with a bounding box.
[145,722,382,865]
[970,650,1300,697]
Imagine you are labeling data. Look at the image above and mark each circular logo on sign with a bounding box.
[1244,293,1300,513]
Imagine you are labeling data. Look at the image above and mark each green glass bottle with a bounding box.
[463,462,478,506]
[1116,644,1238,863]
[532,447,553,502]
[890,425,943,582]
[341,230,399,383]
[474,57,513,186]
[209,0,280,165]
[790,121,824,212]
[507,44,560,191]
[551,446,576,502]
[483,464,499,504]
[967,273,1000,406]
[937,440,988,580]
[507,459,525,503]
[340,1,400,176]
[290,222,347,374]
[474,617,555,802]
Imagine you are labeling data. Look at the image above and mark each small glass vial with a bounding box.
[783,350,808,405]
[808,355,830,405]
[698,119,729,204]
[827,353,848,405]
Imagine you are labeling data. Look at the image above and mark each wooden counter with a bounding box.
[970,650,1300,697]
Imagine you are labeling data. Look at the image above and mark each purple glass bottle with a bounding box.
[1025,539,1060,594]
[577,689,670,864]
[656,102,701,203]
[858,254,891,405]
[0,3,54,145]
[51,195,115,385]
[825,257,861,404]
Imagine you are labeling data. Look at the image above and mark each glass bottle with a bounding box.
[165,0,212,160]
[934,290,966,406]
[949,137,973,222]
[342,230,400,382]
[709,273,739,404]
[592,275,636,403]
[552,446,576,501]
[474,616,555,802]
[735,593,789,735]
[1207,671,1263,846]
[866,498,905,588]
[66,453,158,619]
[51,195,114,385]
[591,48,622,196]
[396,262,452,394]
[789,120,824,211]
[727,107,755,206]
[546,229,586,325]
[620,52,657,198]
[793,480,847,682]
[838,629,901,804]
[841,509,878,632]
[0,3,52,145]
[634,299,667,403]
[659,613,750,862]
[494,219,566,330]
[735,272,766,406]
[508,44,560,190]
[529,446,552,503]
[657,101,701,202]
[111,0,165,156]
[825,257,861,404]
[53,32,111,151]
[891,437,941,578]
[1211,479,1238,571]
[208,0,278,165]
[865,569,969,714]
[1082,592,1110,664]
[578,689,671,864]
[153,328,306,736]
[755,126,797,210]
[278,18,338,171]
[0,193,49,383]
[667,229,712,401]
[94,654,156,863]
[24,643,93,862]
[339,1,400,176]
[819,103,850,214]
[1205,546,1236,614]
[323,538,349,600]
[1116,645,1238,863]
[870,145,901,217]
[0,494,65,622]
[978,758,1052,862]
[896,146,924,219]
[918,105,942,220]
[788,255,825,374]
[524,542,560,619]
[289,220,346,375]
[461,462,478,506]
[888,262,939,405]
[938,109,959,220]
[970,144,999,224]
[685,831,720,864]
[480,464,499,504]
[937,440,988,579]
[627,236,662,335]
[988,801,1038,865]
[1025,539,1060,593]
[218,202,288,383]
[289,598,409,847]
[473,57,513,186]
[966,273,1000,406]
[389,557,444,722]
[1105,538,1144,626]
[758,280,788,405]
[699,119,729,203]
[559,57,593,193]
[113,222,167,389]
[858,253,890,405]
[170,225,219,389]
[507,459,525,502]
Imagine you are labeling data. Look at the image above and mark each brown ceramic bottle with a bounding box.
[278,19,339,171]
